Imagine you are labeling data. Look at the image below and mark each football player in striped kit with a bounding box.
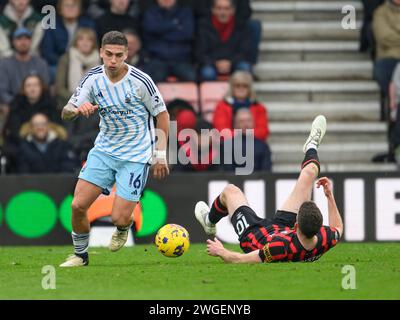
[60,31,170,267]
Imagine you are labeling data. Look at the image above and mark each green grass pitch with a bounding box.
[0,243,399,300]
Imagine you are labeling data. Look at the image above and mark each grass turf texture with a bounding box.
[0,243,399,300]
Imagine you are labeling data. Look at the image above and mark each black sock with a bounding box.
[302,148,320,175]
[76,252,88,262]
[117,222,133,231]
[208,196,228,224]
[117,225,131,232]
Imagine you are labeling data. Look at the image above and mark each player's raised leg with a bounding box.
[195,184,249,236]
[109,196,137,252]
[60,179,103,267]
[280,115,326,214]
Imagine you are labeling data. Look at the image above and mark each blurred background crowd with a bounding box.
[0,0,398,175]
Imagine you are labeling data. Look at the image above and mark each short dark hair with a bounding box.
[297,201,323,238]
[212,0,236,8]
[101,31,128,48]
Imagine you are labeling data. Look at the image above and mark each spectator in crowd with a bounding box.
[56,27,100,111]
[220,108,272,172]
[190,0,261,64]
[40,0,96,81]
[34,1,97,14]
[166,99,197,169]
[96,0,138,42]
[2,74,57,173]
[372,0,400,96]
[55,27,100,162]
[0,0,44,58]
[167,98,196,121]
[142,0,196,82]
[389,63,400,164]
[175,119,220,172]
[360,0,384,56]
[190,0,251,24]
[87,0,140,20]
[123,28,143,68]
[175,108,197,134]
[85,0,109,19]
[213,71,269,142]
[17,113,77,174]
[0,27,50,106]
[196,0,252,81]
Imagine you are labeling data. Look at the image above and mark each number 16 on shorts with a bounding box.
[129,173,141,196]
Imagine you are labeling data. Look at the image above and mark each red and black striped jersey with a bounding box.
[250,226,341,263]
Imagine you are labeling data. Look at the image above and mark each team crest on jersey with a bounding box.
[125,92,133,103]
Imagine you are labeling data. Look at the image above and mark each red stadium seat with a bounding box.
[199,81,229,123]
[157,82,199,112]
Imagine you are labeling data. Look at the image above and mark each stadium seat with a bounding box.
[157,82,200,112]
[199,81,229,123]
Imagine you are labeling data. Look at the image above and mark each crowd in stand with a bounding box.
[362,0,400,164]
[0,0,271,175]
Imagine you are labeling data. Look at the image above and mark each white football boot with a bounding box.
[303,115,327,153]
[59,254,88,267]
[195,201,217,237]
[109,228,129,252]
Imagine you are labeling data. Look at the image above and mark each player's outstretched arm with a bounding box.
[61,102,98,121]
[316,177,343,237]
[207,238,262,264]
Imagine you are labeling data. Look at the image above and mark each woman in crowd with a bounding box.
[56,27,101,163]
[2,74,57,172]
[55,27,100,110]
[40,0,96,81]
[213,71,269,142]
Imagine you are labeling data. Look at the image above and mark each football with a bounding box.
[155,224,190,258]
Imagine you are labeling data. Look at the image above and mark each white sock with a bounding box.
[306,142,318,151]
[72,232,89,256]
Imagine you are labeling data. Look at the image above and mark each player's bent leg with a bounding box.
[220,184,249,219]
[71,179,103,233]
[195,184,249,237]
[109,195,137,252]
[60,179,103,267]
[280,163,319,214]
[281,115,326,214]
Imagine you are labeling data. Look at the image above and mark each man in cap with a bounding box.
[0,27,50,107]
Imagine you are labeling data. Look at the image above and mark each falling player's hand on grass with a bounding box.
[77,102,99,118]
[207,238,224,257]
[316,177,333,198]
